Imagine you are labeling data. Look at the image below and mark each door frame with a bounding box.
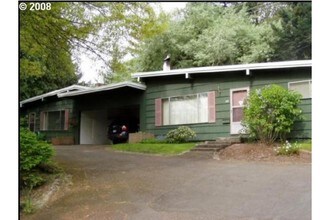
[230,87,249,135]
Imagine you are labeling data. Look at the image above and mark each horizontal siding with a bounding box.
[142,68,312,140]
[21,98,76,142]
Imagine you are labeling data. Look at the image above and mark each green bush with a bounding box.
[166,126,196,143]
[20,127,55,188]
[242,85,302,145]
[275,140,301,155]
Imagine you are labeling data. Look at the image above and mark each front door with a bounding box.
[230,88,249,134]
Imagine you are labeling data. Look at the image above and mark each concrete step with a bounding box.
[196,144,229,149]
[216,136,241,144]
[204,141,231,145]
[191,147,219,152]
[191,137,241,152]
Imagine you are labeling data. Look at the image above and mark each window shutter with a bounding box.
[40,112,45,130]
[155,98,162,126]
[64,109,70,130]
[208,91,216,123]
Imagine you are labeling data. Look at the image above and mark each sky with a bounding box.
[79,2,187,84]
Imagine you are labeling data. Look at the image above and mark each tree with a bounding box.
[134,2,311,71]
[135,3,280,71]
[20,2,165,99]
[242,85,302,144]
[184,5,277,66]
[19,2,92,100]
[271,2,311,60]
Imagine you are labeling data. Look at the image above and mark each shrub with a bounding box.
[20,127,55,188]
[166,126,196,143]
[242,85,302,145]
[275,140,301,155]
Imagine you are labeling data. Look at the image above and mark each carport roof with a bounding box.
[20,85,90,107]
[57,81,146,98]
[20,81,146,107]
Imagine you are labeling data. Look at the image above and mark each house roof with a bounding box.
[20,81,146,107]
[57,81,146,98]
[20,85,90,107]
[132,60,312,80]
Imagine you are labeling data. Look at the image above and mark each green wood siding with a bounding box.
[141,68,311,140]
[20,98,77,142]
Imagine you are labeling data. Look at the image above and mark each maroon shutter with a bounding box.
[208,91,216,123]
[40,112,45,130]
[155,98,162,126]
[64,109,70,130]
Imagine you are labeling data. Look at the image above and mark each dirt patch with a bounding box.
[214,143,311,163]
[20,173,73,217]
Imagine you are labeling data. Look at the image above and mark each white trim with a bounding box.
[230,87,249,135]
[288,79,312,99]
[57,81,146,98]
[20,82,146,106]
[288,79,312,85]
[132,60,312,79]
[20,85,90,107]
[161,92,209,126]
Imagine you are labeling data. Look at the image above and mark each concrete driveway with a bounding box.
[24,145,311,220]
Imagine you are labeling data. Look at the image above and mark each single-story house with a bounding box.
[20,60,312,144]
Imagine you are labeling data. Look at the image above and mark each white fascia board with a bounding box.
[132,60,312,79]
[20,85,90,107]
[57,81,146,98]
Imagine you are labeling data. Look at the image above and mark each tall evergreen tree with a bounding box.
[271,2,311,60]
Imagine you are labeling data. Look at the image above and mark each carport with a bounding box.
[58,81,146,144]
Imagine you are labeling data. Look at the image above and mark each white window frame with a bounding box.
[162,92,209,126]
[288,79,312,99]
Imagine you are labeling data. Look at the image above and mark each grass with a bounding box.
[298,140,312,151]
[110,143,196,155]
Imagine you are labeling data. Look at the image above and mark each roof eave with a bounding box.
[57,81,146,98]
[20,84,91,107]
[132,60,312,79]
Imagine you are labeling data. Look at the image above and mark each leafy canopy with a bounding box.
[20,2,166,99]
[135,2,311,72]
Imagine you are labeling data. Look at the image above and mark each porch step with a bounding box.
[195,143,229,149]
[216,136,241,144]
[191,147,222,152]
[192,142,230,152]
[191,137,241,152]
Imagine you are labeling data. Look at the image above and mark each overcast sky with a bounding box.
[79,2,187,83]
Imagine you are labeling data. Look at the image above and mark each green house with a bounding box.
[20,60,311,144]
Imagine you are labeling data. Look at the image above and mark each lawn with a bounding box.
[299,140,312,151]
[110,143,196,155]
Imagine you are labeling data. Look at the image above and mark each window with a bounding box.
[40,110,69,131]
[288,80,312,99]
[28,112,36,132]
[156,92,215,126]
